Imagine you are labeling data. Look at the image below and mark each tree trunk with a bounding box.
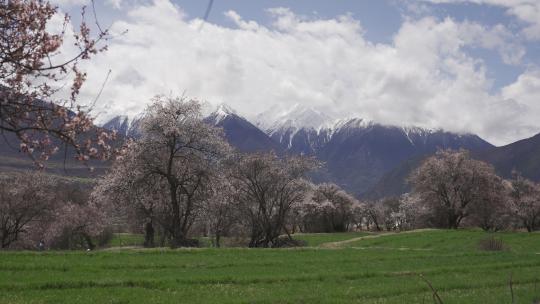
[169,184,185,248]
[447,212,460,229]
[144,221,155,248]
[83,233,95,250]
[170,226,185,248]
[1,231,8,249]
[215,234,221,248]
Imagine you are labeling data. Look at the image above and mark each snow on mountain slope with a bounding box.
[256,104,338,153]
[101,102,494,198]
[101,114,144,138]
[102,115,129,135]
[257,104,334,132]
[206,103,237,125]
[204,104,283,153]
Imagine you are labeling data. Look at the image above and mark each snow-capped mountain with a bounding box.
[102,103,494,197]
[317,122,493,196]
[259,104,335,131]
[102,114,143,138]
[3,101,536,200]
[102,115,129,135]
[253,105,494,196]
[256,104,336,154]
[206,103,238,125]
[204,104,283,153]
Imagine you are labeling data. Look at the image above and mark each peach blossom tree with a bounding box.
[409,149,506,229]
[509,173,540,232]
[228,152,316,247]
[93,96,231,247]
[0,0,113,166]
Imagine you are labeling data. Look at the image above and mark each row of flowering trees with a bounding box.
[293,149,540,234]
[91,96,318,248]
[93,96,540,249]
[408,149,540,232]
[0,172,105,249]
[2,96,540,249]
[291,152,539,235]
[0,0,321,248]
[3,1,539,250]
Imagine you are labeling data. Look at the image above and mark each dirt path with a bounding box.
[319,229,436,248]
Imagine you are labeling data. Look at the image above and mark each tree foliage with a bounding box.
[298,183,358,233]
[0,0,113,165]
[228,152,316,247]
[0,172,55,248]
[199,174,238,247]
[409,149,505,229]
[0,172,103,249]
[509,173,540,232]
[93,96,231,247]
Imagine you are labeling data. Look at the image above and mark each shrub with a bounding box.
[478,236,506,251]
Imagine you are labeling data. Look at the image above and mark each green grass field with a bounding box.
[105,232,372,248]
[1,230,540,303]
[293,231,370,247]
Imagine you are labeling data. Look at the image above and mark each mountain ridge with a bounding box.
[102,104,494,197]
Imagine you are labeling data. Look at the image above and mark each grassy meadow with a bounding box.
[1,230,540,303]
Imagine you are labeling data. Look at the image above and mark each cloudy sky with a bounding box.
[52,0,540,146]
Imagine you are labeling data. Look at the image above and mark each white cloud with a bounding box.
[502,69,540,105]
[225,10,260,31]
[68,0,539,145]
[501,69,540,140]
[423,0,540,41]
